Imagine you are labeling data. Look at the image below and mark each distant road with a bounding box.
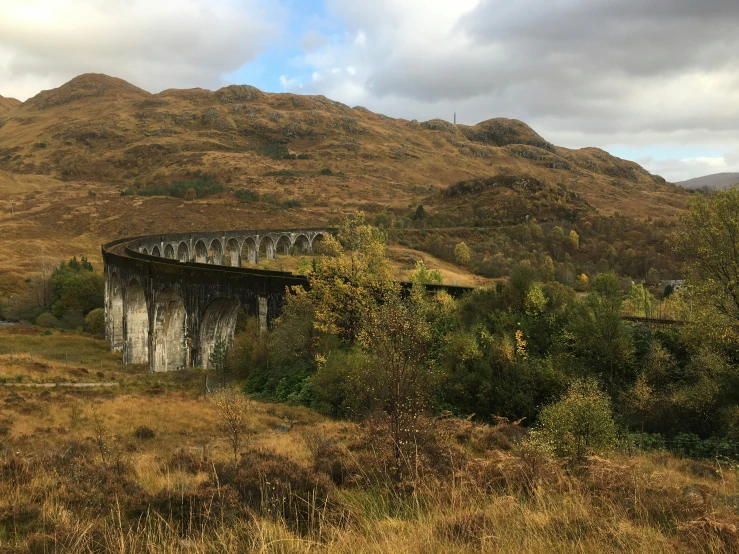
[0,382,118,388]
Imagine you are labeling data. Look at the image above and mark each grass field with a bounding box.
[0,326,738,553]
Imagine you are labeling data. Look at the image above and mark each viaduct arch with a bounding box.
[103,227,470,372]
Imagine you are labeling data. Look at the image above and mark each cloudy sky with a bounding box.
[1,0,738,182]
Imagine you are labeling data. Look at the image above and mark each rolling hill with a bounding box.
[0,73,691,279]
[675,172,739,190]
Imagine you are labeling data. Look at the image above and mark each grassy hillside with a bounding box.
[0,73,691,281]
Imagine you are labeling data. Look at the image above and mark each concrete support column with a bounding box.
[258,296,268,332]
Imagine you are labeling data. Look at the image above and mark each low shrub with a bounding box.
[36,312,60,329]
[134,425,155,440]
[258,143,290,158]
[84,308,105,335]
[215,448,338,534]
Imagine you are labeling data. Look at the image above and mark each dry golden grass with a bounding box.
[0,326,126,382]
[1,336,739,553]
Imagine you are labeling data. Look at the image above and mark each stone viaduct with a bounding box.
[103,228,472,373]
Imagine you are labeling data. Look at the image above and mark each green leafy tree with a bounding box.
[209,338,231,388]
[626,284,653,317]
[674,187,739,322]
[568,272,634,385]
[49,257,103,318]
[525,284,547,316]
[539,379,616,461]
[646,267,660,286]
[507,261,537,311]
[540,255,555,282]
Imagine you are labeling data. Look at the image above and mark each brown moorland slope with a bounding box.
[0,73,690,275]
[0,94,21,117]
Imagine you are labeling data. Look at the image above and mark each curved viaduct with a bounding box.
[103,228,472,373]
[102,228,331,372]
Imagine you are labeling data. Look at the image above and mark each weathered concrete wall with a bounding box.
[103,229,331,372]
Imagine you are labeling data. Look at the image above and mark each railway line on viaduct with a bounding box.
[103,228,471,373]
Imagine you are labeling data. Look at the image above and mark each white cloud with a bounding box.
[0,0,281,100]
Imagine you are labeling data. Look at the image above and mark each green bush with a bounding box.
[234,189,259,202]
[84,308,105,336]
[36,312,61,329]
[259,143,290,158]
[138,173,225,199]
[233,189,301,209]
[49,257,103,318]
[538,379,616,460]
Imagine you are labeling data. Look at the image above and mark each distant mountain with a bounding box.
[675,173,739,190]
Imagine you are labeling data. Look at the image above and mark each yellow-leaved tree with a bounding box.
[295,212,397,344]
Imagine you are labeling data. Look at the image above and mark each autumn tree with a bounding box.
[539,379,616,461]
[568,230,580,250]
[411,260,443,285]
[357,290,432,476]
[302,212,396,343]
[213,388,250,464]
[454,241,471,266]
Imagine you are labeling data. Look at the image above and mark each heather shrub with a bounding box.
[215,448,337,534]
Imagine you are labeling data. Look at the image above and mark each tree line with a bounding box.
[226,191,739,460]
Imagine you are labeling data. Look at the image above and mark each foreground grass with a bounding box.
[1,331,738,552]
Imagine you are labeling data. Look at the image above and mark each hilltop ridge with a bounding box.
[0,94,21,116]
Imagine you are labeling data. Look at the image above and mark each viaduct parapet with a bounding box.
[102,228,471,373]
